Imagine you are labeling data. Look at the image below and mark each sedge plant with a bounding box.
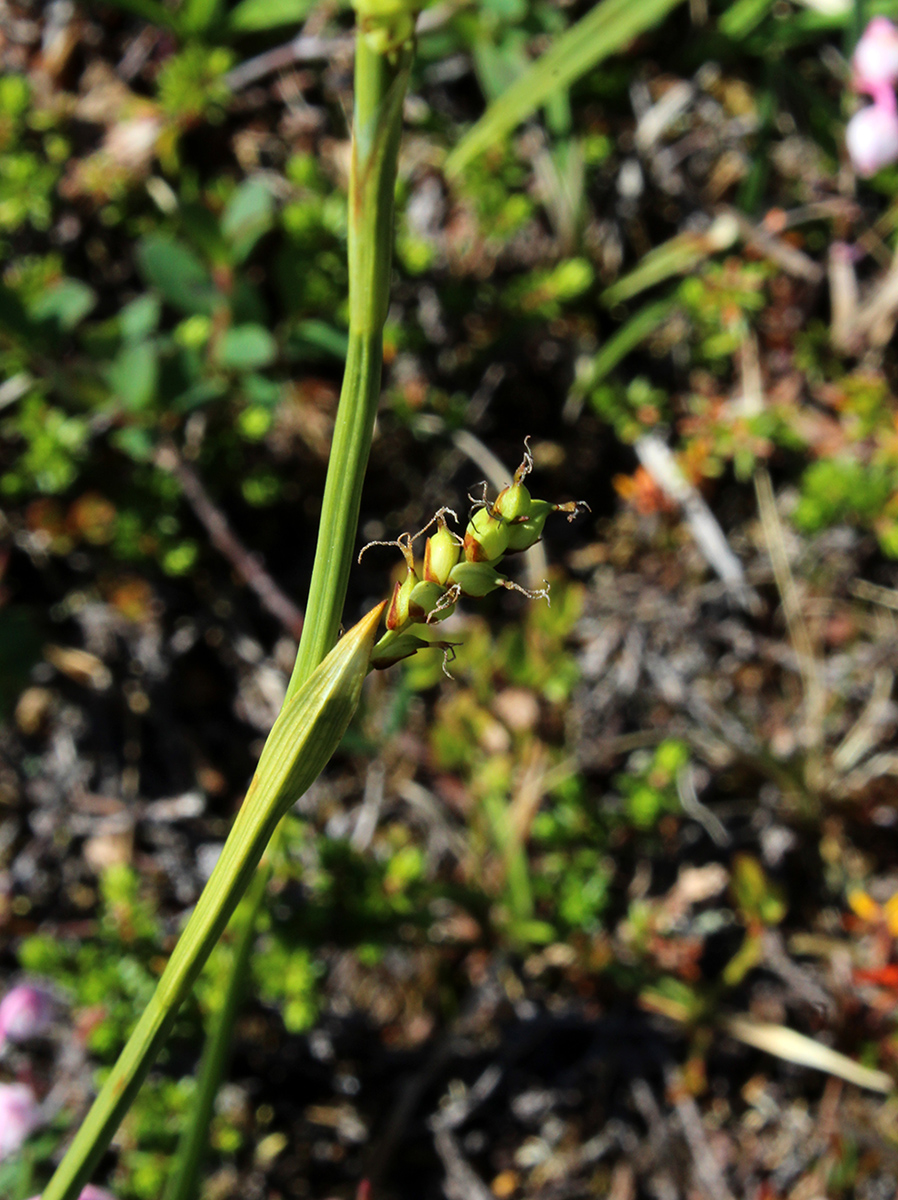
[37,4,417,1198]
[34,4,590,1198]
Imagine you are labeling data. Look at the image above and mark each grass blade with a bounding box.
[574,295,677,397]
[601,213,740,307]
[444,0,684,179]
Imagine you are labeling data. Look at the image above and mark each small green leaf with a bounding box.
[120,294,161,343]
[242,373,282,406]
[30,279,97,330]
[228,0,314,32]
[215,323,277,370]
[294,319,349,359]
[173,377,228,412]
[731,854,786,926]
[180,0,224,34]
[107,341,159,412]
[137,234,220,316]
[111,427,155,462]
[222,179,275,263]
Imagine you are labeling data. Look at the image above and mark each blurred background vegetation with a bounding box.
[2,0,898,1197]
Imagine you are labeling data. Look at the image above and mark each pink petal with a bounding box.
[846,102,898,176]
[0,984,55,1045]
[0,1082,42,1159]
[853,17,898,94]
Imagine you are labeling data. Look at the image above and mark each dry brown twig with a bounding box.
[754,466,827,785]
[155,440,304,639]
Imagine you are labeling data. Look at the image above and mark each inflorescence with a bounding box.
[363,443,589,672]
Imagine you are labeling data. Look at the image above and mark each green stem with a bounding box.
[39,25,412,1200]
[162,877,261,1200]
[39,603,382,1200]
[156,30,414,1200]
[288,35,412,696]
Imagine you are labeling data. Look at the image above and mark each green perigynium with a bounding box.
[366,445,589,670]
[423,513,461,585]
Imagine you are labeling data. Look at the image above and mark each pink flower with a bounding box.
[0,984,55,1046]
[28,1189,115,1200]
[846,101,898,176]
[0,1081,42,1160]
[853,17,898,99]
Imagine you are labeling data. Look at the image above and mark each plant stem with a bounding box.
[158,30,414,1200]
[39,604,384,1200]
[39,28,411,1200]
[162,879,261,1200]
[288,32,412,695]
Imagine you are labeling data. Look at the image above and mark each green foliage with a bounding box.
[505,258,594,318]
[5,2,898,1195]
[137,236,221,316]
[451,150,535,243]
[11,866,258,1198]
[0,76,62,235]
[228,0,316,32]
[156,46,233,124]
[539,847,612,931]
[678,260,769,363]
[19,867,165,1061]
[615,740,690,830]
[590,376,670,445]
[794,459,896,541]
[730,853,786,928]
[445,0,685,176]
[252,932,322,1033]
[2,397,90,496]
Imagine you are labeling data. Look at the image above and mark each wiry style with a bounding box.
[367,443,588,671]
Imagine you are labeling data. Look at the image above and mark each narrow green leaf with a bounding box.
[574,295,676,396]
[444,0,684,179]
[719,0,775,39]
[601,213,740,307]
[294,319,350,359]
[228,0,315,32]
[40,602,386,1200]
[180,0,224,34]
